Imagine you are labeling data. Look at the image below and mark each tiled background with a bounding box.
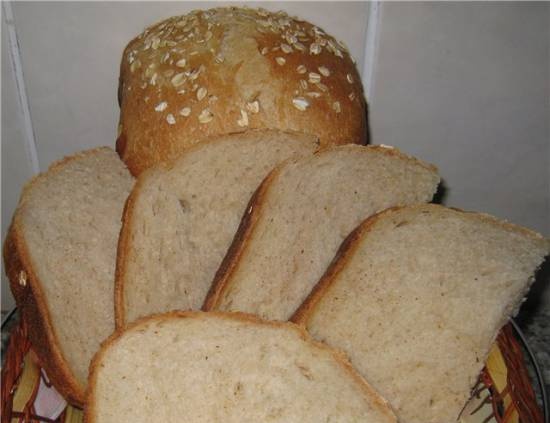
[2,2,549,312]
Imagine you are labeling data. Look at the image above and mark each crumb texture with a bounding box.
[305,204,550,423]
[16,148,134,387]
[120,130,317,325]
[88,313,395,423]
[214,145,440,320]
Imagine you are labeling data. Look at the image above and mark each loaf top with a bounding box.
[117,7,366,175]
[86,311,396,423]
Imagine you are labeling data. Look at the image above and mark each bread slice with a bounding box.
[292,204,550,423]
[3,148,134,405]
[115,129,319,328]
[85,311,397,423]
[204,145,440,320]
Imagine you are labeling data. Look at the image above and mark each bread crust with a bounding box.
[85,310,397,423]
[117,7,367,175]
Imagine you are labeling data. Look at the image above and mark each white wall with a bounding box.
[2,2,548,311]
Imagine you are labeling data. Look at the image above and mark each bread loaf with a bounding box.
[292,204,550,423]
[3,148,134,405]
[117,7,366,175]
[85,311,396,423]
[204,145,440,320]
[115,129,318,328]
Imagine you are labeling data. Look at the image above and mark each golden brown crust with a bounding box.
[3,225,85,406]
[113,172,152,330]
[118,7,367,176]
[202,168,277,311]
[85,311,397,423]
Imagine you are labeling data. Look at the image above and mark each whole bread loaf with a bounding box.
[3,148,134,405]
[292,204,550,423]
[117,7,366,175]
[85,311,396,423]
[204,145,440,320]
[115,129,318,328]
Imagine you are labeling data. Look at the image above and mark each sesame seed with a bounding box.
[294,42,306,51]
[166,113,176,125]
[281,43,293,54]
[150,73,158,85]
[308,72,321,84]
[299,80,308,90]
[189,67,201,80]
[197,87,207,101]
[151,37,161,49]
[296,65,307,74]
[332,101,341,113]
[347,74,354,84]
[130,59,141,73]
[318,66,330,77]
[246,100,260,114]
[176,58,187,68]
[306,92,321,98]
[198,108,213,123]
[163,69,175,78]
[348,92,356,101]
[171,73,186,87]
[179,107,191,117]
[177,88,186,95]
[237,109,249,127]
[309,42,321,55]
[292,97,309,111]
[18,270,27,287]
[215,53,225,63]
[204,30,213,41]
[275,57,286,66]
[261,47,269,55]
[155,101,168,112]
[315,82,328,92]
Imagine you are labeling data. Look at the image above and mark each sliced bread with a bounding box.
[85,311,396,423]
[3,148,134,405]
[204,145,440,320]
[115,129,318,328]
[292,204,550,423]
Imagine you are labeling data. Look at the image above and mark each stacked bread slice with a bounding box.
[4,148,134,405]
[86,312,397,423]
[292,204,550,423]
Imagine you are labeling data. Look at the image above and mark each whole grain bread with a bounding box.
[292,204,550,423]
[117,7,366,175]
[204,145,440,320]
[85,311,396,423]
[115,129,318,328]
[3,148,134,405]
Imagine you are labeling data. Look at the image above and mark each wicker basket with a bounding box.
[1,316,545,423]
